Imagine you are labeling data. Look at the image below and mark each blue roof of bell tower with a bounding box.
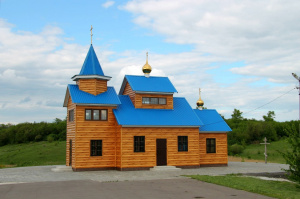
[71,44,111,81]
[79,44,104,76]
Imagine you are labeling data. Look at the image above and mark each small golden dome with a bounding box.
[196,88,204,109]
[142,52,152,77]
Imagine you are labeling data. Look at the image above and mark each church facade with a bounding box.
[63,44,231,171]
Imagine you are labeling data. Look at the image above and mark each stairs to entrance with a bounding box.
[150,166,182,171]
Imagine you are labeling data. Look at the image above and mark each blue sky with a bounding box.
[0,0,299,123]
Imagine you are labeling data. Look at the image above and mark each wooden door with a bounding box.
[156,139,167,166]
[69,140,72,166]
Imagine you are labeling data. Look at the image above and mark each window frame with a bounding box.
[206,138,216,153]
[134,136,145,152]
[90,140,102,156]
[142,97,167,105]
[178,136,188,152]
[69,109,74,122]
[85,109,108,121]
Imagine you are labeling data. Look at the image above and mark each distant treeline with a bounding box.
[0,118,66,146]
[226,109,300,145]
[0,109,299,148]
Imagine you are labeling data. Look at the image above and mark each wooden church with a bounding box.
[63,43,231,171]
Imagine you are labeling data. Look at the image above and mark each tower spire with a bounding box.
[90,25,93,44]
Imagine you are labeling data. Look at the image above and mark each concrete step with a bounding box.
[51,166,73,172]
[150,166,182,171]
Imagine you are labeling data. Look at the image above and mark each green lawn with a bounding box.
[0,141,66,168]
[239,139,290,164]
[188,174,300,199]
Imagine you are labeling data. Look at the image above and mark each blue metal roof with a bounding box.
[124,75,177,93]
[113,95,202,126]
[194,109,231,132]
[68,84,121,105]
[79,44,105,76]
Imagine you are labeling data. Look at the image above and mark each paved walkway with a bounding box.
[0,162,288,184]
[0,179,275,199]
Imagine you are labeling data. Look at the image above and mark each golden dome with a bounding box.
[196,88,204,109]
[142,52,152,77]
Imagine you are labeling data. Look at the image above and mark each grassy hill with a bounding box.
[0,141,66,168]
[235,139,290,164]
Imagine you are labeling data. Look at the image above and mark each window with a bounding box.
[85,109,107,121]
[150,97,158,104]
[142,97,167,105]
[134,136,145,152]
[91,140,102,156]
[142,97,150,104]
[69,109,74,122]
[206,138,216,153]
[178,136,188,151]
[159,98,166,105]
[85,109,92,120]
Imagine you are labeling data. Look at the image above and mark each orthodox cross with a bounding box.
[90,25,93,44]
[260,137,270,164]
[146,52,148,63]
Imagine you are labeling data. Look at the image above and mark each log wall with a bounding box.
[199,133,228,165]
[134,93,173,109]
[66,97,76,167]
[119,127,200,169]
[122,82,135,105]
[73,105,118,169]
[77,79,107,95]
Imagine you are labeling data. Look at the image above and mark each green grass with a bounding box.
[238,139,290,164]
[0,141,66,168]
[188,174,300,199]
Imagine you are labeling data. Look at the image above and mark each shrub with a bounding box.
[229,144,244,155]
[47,134,55,143]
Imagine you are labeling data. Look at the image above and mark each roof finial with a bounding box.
[142,52,152,78]
[146,52,148,63]
[196,88,204,110]
[90,25,93,44]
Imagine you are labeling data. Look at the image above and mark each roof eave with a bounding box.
[120,125,200,128]
[75,103,119,107]
[71,75,112,81]
[199,131,230,133]
[135,91,174,95]
[119,76,128,95]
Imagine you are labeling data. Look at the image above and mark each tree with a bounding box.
[231,109,243,121]
[263,111,275,122]
[279,124,300,185]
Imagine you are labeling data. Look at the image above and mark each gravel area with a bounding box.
[0,162,289,184]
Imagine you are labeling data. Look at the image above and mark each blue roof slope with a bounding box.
[79,44,104,76]
[125,75,177,93]
[194,109,232,132]
[113,95,202,126]
[68,84,121,105]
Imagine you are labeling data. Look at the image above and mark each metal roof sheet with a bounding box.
[124,75,177,93]
[194,109,232,132]
[113,95,202,126]
[68,84,121,105]
[79,44,105,76]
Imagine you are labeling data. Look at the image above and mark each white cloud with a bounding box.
[120,0,300,121]
[102,1,115,9]
[1,0,300,123]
